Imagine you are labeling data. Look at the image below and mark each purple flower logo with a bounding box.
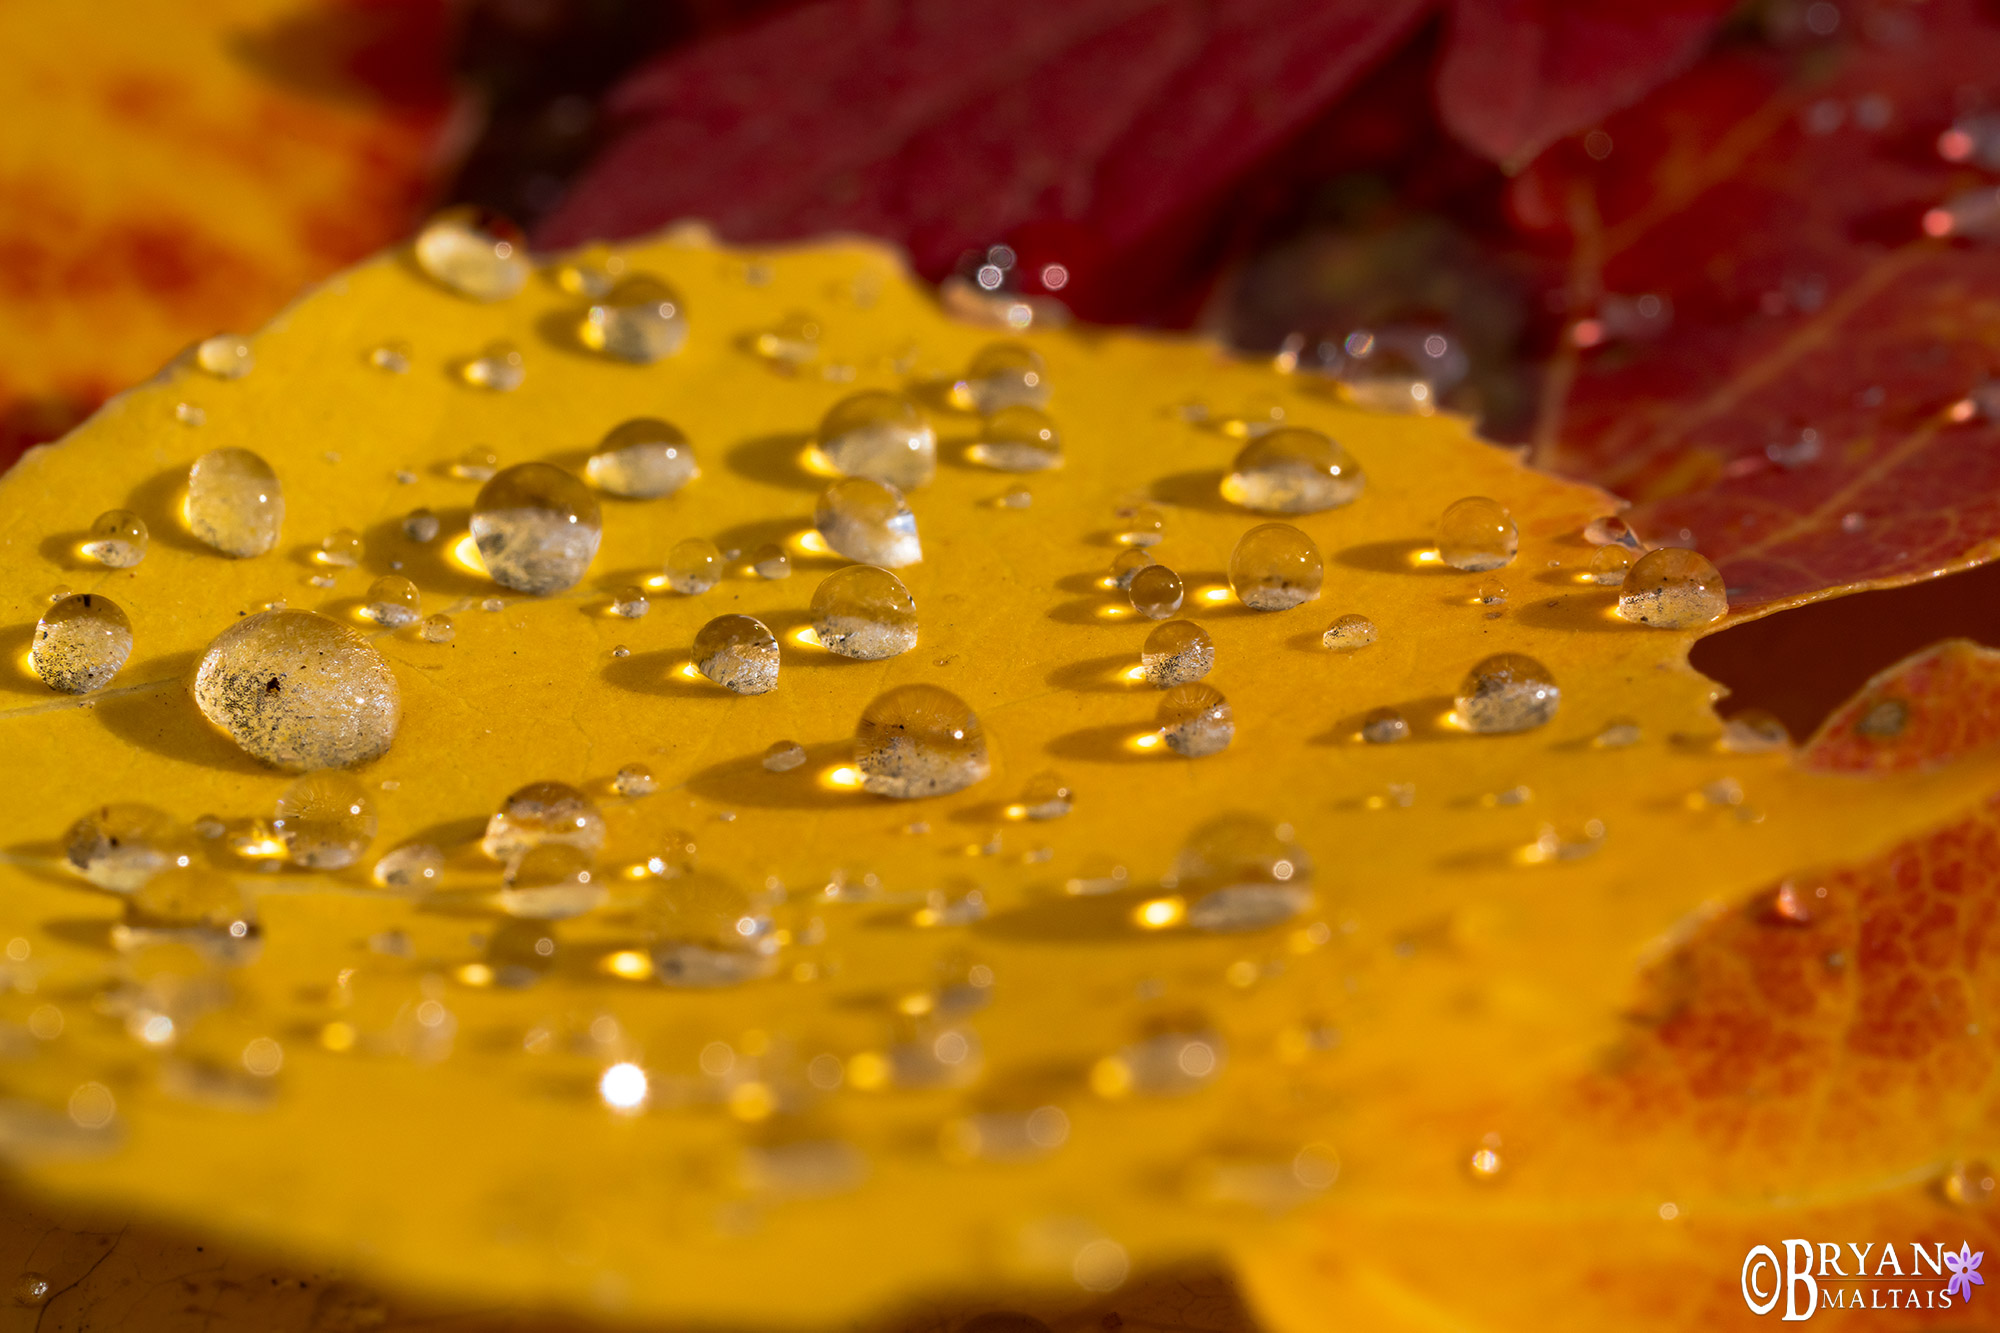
[1946,1243,1985,1302]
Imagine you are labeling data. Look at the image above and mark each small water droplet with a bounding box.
[1094,1025,1226,1096]
[643,871,779,984]
[665,537,723,593]
[1116,504,1166,547]
[372,843,443,889]
[123,866,253,938]
[1221,427,1363,513]
[361,575,420,627]
[750,543,790,579]
[414,207,529,300]
[1722,709,1791,752]
[483,781,605,861]
[193,610,400,770]
[81,508,147,567]
[1618,548,1728,627]
[1584,515,1642,548]
[1361,707,1409,744]
[578,274,688,362]
[401,507,440,542]
[458,340,525,391]
[1229,522,1323,611]
[1456,654,1560,733]
[815,478,921,566]
[1128,564,1184,619]
[369,341,412,373]
[273,771,376,869]
[1588,546,1632,585]
[855,684,990,797]
[950,341,1049,414]
[471,463,602,594]
[419,613,455,644]
[586,417,698,498]
[1140,619,1214,687]
[63,804,192,891]
[1593,719,1642,748]
[1468,1144,1504,1180]
[1437,496,1518,571]
[450,446,499,481]
[811,565,918,659]
[175,401,206,426]
[816,390,936,489]
[694,615,780,694]
[12,1271,50,1307]
[1944,1159,1998,1207]
[1474,581,1507,607]
[967,405,1062,472]
[501,844,604,919]
[752,310,821,367]
[997,483,1032,509]
[1107,547,1154,589]
[611,644,629,658]
[610,585,649,618]
[762,740,808,772]
[187,447,284,557]
[1015,771,1073,820]
[1176,814,1313,931]
[614,764,656,797]
[195,334,254,379]
[31,593,131,693]
[1321,613,1375,650]
[1157,683,1233,757]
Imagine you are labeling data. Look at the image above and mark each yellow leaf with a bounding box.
[0,230,1991,1325]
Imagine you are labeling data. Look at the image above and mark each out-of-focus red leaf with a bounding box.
[1524,0,2000,613]
[1434,0,1739,167]
[538,0,1430,321]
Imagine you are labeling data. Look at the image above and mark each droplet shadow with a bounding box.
[1148,469,1233,514]
[91,682,276,776]
[0,623,46,698]
[359,511,488,598]
[1044,653,1146,695]
[976,888,1195,945]
[1336,539,1450,575]
[37,532,92,571]
[532,306,598,361]
[600,649,724,698]
[124,467,207,555]
[685,739,868,811]
[1312,694,1462,746]
[1510,590,1628,633]
[725,433,820,493]
[1045,722,1164,764]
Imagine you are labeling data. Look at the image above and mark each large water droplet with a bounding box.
[414,207,528,300]
[31,593,130,693]
[1436,496,1518,571]
[1128,564,1184,619]
[950,342,1049,413]
[855,684,990,798]
[967,406,1062,472]
[665,537,723,593]
[186,447,284,557]
[63,804,193,891]
[1322,613,1375,650]
[1141,620,1213,686]
[471,463,602,594]
[815,478,921,567]
[578,274,688,362]
[816,390,936,490]
[81,509,147,567]
[483,781,605,861]
[1158,684,1233,757]
[1229,523,1323,610]
[694,615,780,694]
[1618,548,1728,627]
[1176,813,1313,931]
[811,565,918,659]
[642,871,779,985]
[192,609,400,771]
[1221,427,1363,513]
[1456,653,1560,733]
[273,772,376,869]
[501,844,605,919]
[361,575,421,628]
[586,417,698,498]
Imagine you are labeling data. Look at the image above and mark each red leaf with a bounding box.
[1434,0,1737,166]
[538,0,1430,319]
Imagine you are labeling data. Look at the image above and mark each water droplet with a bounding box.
[369,341,411,374]
[1116,504,1166,547]
[855,684,990,798]
[1177,814,1313,930]
[1128,564,1184,619]
[1436,496,1517,571]
[578,274,688,362]
[752,310,821,367]
[1016,771,1073,820]
[483,782,605,861]
[762,740,807,772]
[1584,515,1642,548]
[1229,522,1323,611]
[815,478,921,566]
[175,401,206,426]
[1722,709,1791,752]
[950,341,1049,413]
[501,844,604,919]
[1468,1144,1504,1180]
[187,447,284,557]
[1944,1159,1997,1207]
[610,585,649,618]
[273,771,376,868]
[694,615,780,694]
[1924,186,2000,241]
[81,508,147,567]
[361,574,420,627]
[63,804,192,891]
[414,206,529,300]
[450,446,499,481]
[193,610,399,770]
[941,1108,1069,1164]
[1361,707,1409,744]
[815,390,936,490]
[31,593,130,693]
[1141,620,1214,686]
[1221,427,1363,513]
[1107,547,1154,589]
[1589,546,1632,586]
[13,1272,50,1307]
[1322,613,1375,650]
[1456,654,1560,733]
[665,537,723,593]
[811,565,918,659]
[1474,581,1507,608]
[459,340,525,391]
[125,866,253,935]
[419,613,455,644]
[643,871,779,984]
[1593,718,1642,748]
[372,843,442,889]
[1618,548,1728,627]
[750,543,791,579]
[1157,683,1233,757]
[195,334,254,379]
[471,463,602,594]
[967,405,1062,472]
[401,507,440,542]
[1094,1025,1226,1096]
[585,417,698,498]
